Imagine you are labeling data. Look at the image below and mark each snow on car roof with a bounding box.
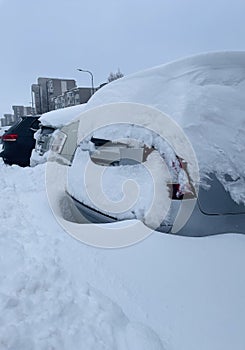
[83,51,245,204]
[40,103,87,128]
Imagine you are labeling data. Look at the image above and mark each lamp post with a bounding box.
[77,68,95,97]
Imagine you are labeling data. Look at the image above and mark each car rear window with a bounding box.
[4,117,40,135]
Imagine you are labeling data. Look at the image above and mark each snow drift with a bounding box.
[39,103,87,128]
[1,52,245,350]
[1,156,245,349]
[0,161,164,350]
[84,51,245,205]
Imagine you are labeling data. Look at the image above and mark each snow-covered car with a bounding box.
[65,118,197,233]
[31,104,87,166]
[51,52,245,236]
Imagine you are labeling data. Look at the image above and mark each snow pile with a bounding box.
[40,103,87,128]
[30,127,52,166]
[30,148,51,167]
[1,158,245,349]
[0,160,164,350]
[0,259,163,350]
[85,51,245,204]
[1,52,245,350]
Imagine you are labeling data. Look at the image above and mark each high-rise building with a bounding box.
[0,105,35,127]
[52,87,92,109]
[1,114,14,126]
[12,105,34,118]
[31,77,77,114]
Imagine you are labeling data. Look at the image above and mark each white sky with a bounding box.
[0,0,245,116]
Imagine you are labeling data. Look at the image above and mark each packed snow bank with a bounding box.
[84,51,245,204]
[40,103,87,128]
[0,160,164,350]
[30,148,51,167]
[1,159,245,349]
[2,52,245,350]
[0,259,163,350]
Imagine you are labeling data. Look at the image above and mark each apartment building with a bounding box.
[31,77,77,114]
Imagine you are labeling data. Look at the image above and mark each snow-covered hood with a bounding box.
[40,103,87,128]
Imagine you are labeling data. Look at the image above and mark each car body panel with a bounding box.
[68,191,245,236]
[66,170,245,236]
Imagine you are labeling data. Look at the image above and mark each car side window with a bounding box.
[198,174,245,214]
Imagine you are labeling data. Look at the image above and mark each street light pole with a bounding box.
[77,68,95,97]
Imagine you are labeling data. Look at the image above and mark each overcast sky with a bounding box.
[0,0,245,116]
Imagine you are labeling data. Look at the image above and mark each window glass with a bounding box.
[198,174,245,214]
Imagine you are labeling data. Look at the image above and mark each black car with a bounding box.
[0,116,40,167]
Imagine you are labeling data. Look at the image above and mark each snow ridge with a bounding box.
[85,51,245,204]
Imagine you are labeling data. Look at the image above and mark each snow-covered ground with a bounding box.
[0,160,164,350]
[1,52,245,349]
[1,159,245,350]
